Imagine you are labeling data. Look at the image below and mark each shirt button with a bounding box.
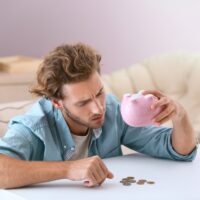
[71,147,75,150]
[64,145,67,149]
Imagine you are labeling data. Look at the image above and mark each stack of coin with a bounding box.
[120,176,136,186]
[120,176,155,186]
[137,179,146,185]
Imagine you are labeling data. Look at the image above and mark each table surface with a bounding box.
[1,150,200,200]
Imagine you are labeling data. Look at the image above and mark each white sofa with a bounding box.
[0,52,200,149]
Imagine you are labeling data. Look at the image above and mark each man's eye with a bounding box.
[77,102,87,107]
[97,90,104,96]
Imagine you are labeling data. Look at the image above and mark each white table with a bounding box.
[1,151,200,200]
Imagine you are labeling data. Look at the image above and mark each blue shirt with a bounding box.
[0,94,197,161]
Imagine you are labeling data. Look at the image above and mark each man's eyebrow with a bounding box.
[96,87,104,95]
[75,87,104,105]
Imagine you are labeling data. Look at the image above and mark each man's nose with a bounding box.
[91,99,103,114]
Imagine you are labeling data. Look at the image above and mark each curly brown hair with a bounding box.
[30,43,101,99]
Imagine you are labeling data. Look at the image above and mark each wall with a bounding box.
[1,0,200,73]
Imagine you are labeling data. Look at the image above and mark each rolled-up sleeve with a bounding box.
[166,133,197,161]
[121,125,197,161]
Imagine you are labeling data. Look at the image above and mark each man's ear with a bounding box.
[51,99,62,109]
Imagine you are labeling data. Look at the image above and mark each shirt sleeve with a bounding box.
[0,123,44,160]
[121,124,197,161]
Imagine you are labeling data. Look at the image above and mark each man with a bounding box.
[0,43,197,189]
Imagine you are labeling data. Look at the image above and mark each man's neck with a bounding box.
[69,125,89,136]
[64,116,88,136]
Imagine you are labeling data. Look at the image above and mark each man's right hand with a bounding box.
[65,155,114,187]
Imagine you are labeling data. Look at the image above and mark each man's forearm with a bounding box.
[0,155,68,189]
[172,111,196,155]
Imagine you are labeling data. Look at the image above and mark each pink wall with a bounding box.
[1,0,200,73]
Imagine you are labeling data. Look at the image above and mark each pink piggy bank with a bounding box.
[120,91,162,127]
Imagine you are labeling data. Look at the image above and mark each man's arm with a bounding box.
[0,154,113,189]
[0,154,66,189]
[143,90,196,155]
[171,105,196,155]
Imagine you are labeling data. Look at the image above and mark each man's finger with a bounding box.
[153,105,174,122]
[157,111,176,125]
[151,97,170,110]
[107,170,114,179]
[94,164,107,184]
[84,172,97,187]
[98,159,113,178]
[96,156,114,179]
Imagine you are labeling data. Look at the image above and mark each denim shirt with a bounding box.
[0,94,197,161]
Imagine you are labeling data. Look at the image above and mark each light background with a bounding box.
[1,0,200,73]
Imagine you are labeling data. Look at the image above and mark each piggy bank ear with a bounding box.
[138,90,146,95]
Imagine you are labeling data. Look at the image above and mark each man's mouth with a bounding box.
[91,115,104,121]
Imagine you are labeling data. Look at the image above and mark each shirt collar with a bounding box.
[92,127,102,139]
[54,108,75,150]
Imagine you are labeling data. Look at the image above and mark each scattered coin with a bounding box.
[123,182,131,186]
[126,176,135,179]
[146,181,155,185]
[137,181,145,185]
[138,179,146,182]
[128,180,136,183]
[120,176,155,187]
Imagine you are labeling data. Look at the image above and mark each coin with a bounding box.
[146,181,155,184]
[128,180,136,183]
[126,176,134,179]
[137,179,146,185]
[137,181,145,185]
[120,176,155,187]
[138,179,146,182]
[123,182,131,186]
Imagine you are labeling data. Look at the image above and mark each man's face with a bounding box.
[57,72,106,130]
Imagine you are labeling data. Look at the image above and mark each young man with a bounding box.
[0,43,197,189]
